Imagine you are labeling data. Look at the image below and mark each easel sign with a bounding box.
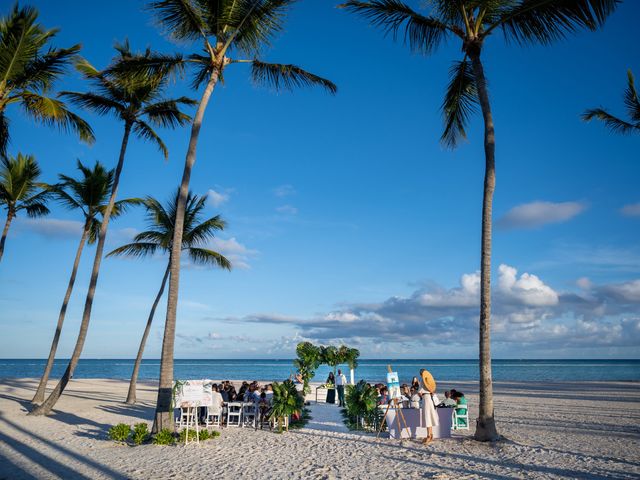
[377,365,410,441]
[387,371,401,400]
[173,380,213,446]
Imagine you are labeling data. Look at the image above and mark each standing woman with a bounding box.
[411,376,420,392]
[325,372,336,404]
[419,369,439,445]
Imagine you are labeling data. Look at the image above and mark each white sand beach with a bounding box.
[0,378,639,479]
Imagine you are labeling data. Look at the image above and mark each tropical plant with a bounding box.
[269,380,304,432]
[32,160,138,404]
[344,380,379,431]
[152,428,175,445]
[29,42,194,416]
[108,423,131,442]
[320,345,341,376]
[583,69,640,135]
[0,4,94,156]
[116,0,338,433]
[107,189,231,404]
[132,423,150,445]
[0,153,50,261]
[339,345,360,384]
[293,342,321,394]
[341,0,618,441]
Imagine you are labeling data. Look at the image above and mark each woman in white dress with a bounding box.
[420,369,439,444]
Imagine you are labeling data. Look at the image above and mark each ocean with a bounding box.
[0,359,638,383]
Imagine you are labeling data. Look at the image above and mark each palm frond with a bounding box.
[133,120,169,158]
[141,97,196,128]
[18,92,95,144]
[581,108,638,135]
[12,45,81,92]
[149,0,207,40]
[183,214,227,246]
[496,0,619,46]
[107,241,160,258]
[0,112,9,157]
[58,91,125,117]
[339,0,451,54]
[441,59,478,148]
[623,69,640,123]
[251,60,337,94]
[22,201,49,218]
[227,0,294,56]
[187,247,232,269]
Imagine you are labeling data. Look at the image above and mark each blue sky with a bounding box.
[0,1,639,359]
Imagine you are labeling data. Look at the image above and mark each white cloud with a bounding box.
[208,237,258,269]
[207,189,230,207]
[497,264,559,306]
[496,201,587,229]
[621,203,640,217]
[273,184,296,197]
[14,217,83,239]
[220,266,640,352]
[275,204,298,215]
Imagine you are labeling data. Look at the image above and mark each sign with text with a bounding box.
[386,371,401,400]
[173,380,214,407]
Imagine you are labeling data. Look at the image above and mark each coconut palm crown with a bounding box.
[0,153,51,261]
[0,4,94,156]
[583,69,640,135]
[108,189,231,269]
[340,0,619,441]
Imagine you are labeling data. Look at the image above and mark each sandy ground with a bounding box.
[0,378,639,479]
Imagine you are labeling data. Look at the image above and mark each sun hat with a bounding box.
[420,368,436,394]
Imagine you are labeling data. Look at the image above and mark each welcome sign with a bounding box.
[173,380,214,407]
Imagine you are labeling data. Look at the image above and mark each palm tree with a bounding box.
[29,43,195,416]
[112,0,338,432]
[107,190,231,404]
[340,0,618,441]
[583,69,640,135]
[0,153,50,261]
[0,3,94,156]
[32,160,138,404]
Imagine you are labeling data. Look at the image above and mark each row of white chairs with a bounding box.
[175,401,283,430]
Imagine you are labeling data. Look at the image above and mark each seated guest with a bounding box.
[378,386,389,406]
[410,388,421,409]
[211,384,224,409]
[265,384,274,401]
[452,391,468,428]
[441,390,457,407]
[238,381,249,401]
[220,385,229,402]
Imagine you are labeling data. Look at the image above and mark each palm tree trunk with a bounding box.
[153,71,220,433]
[0,208,15,262]
[468,49,499,442]
[29,122,133,416]
[32,220,91,404]
[126,262,171,404]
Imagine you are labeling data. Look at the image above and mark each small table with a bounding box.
[315,385,336,403]
[386,408,453,439]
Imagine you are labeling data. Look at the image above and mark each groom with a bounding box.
[336,369,347,407]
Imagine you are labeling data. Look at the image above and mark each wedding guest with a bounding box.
[442,390,457,407]
[419,369,439,445]
[411,376,420,391]
[326,372,336,404]
[410,388,421,409]
[378,386,389,406]
[336,369,347,407]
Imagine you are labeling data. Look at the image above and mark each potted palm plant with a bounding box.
[269,380,304,433]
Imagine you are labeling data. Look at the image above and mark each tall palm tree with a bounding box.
[340,0,618,441]
[583,69,640,135]
[107,190,231,404]
[29,43,195,416]
[111,0,337,432]
[0,3,94,156]
[0,153,50,261]
[32,160,139,404]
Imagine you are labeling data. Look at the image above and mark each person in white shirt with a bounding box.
[336,369,347,407]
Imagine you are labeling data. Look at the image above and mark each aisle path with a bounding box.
[303,401,350,433]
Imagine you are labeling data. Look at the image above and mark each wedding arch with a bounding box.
[293,342,360,394]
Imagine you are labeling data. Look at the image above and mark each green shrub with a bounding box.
[132,423,149,445]
[344,380,380,431]
[108,423,131,442]
[198,429,211,441]
[178,428,199,443]
[152,428,175,445]
[210,430,221,438]
[269,380,304,432]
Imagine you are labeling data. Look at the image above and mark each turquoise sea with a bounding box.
[0,359,638,383]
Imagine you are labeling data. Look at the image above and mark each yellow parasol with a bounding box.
[420,368,436,393]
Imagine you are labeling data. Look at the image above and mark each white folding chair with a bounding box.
[176,406,197,428]
[242,402,257,428]
[226,402,243,427]
[206,404,222,428]
[452,404,470,431]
